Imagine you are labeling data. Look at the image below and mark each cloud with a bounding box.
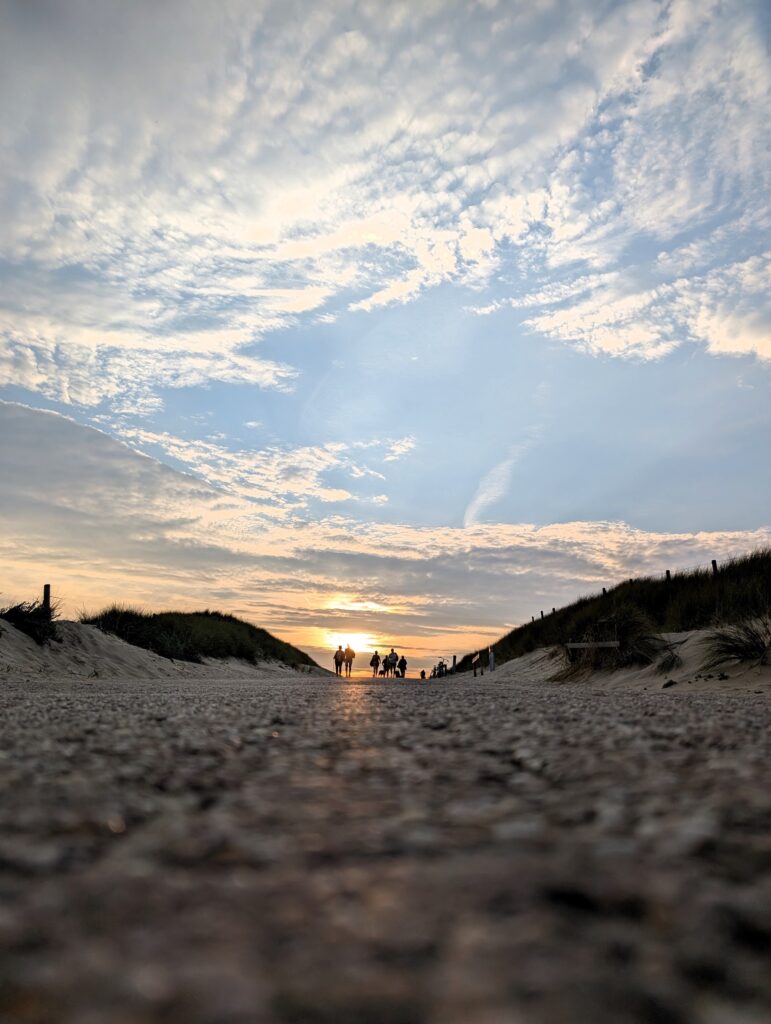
[4,0,764,422]
[383,437,416,462]
[115,427,415,514]
[3,403,769,665]
[464,437,537,527]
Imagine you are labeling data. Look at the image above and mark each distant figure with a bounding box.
[344,644,355,678]
[397,655,407,678]
[370,651,381,677]
[333,645,344,677]
[430,666,436,678]
[388,649,398,677]
[489,646,495,673]
[420,669,426,680]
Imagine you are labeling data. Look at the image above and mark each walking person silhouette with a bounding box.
[344,644,355,678]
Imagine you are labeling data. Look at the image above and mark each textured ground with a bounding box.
[0,675,769,1024]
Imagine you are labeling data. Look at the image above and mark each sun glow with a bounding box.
[323,631,379,656]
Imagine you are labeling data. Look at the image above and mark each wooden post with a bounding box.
[629,579,633,585]
[712,559,718,577]
[602,587,607,596]
[552,608,555,615]
[666,570,671,582]
[540,610,544,619]
[43,584,51,613]
[531,616,535,623]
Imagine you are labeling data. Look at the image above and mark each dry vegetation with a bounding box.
[458,548,771,674]
[79,607,318,668]
[0,599,59,645]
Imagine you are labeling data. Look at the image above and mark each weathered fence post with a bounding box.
[602,587,607,595]
[666,570,671,582]
[540,610,544,619]
[43,584,51,614]
[712,559,718,577]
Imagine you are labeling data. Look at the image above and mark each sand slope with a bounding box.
[0,619,328,683]
[488,629,770,693]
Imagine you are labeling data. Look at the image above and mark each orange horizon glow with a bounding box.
[0,565,498,676]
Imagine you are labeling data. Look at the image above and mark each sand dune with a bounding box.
[2,618,767,692]
[488,629,770,693]
[0,619,329,683]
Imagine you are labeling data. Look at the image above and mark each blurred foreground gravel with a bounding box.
[1,676,769,1024]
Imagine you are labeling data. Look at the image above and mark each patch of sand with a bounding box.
[485,630,770,694]
[0,619,329,683]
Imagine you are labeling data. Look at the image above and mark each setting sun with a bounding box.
[322,632,379,656]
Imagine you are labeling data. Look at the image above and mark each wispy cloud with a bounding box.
[464,437,537,527]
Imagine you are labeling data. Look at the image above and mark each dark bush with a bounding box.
[80,606,317,667]
[0,599,59,645]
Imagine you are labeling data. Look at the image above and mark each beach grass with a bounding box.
[700,618,771,670]
[80,606,317,668]
[0,599,60,646]
[457,547,771,673]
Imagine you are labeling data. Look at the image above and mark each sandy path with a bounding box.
[1,675,769,1023]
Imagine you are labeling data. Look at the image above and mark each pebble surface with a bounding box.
[1,675,769,1024]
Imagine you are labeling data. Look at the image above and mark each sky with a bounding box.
[1,0,769,673]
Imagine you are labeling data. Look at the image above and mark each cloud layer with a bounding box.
[1,0,768,415]
[3,403,768,667]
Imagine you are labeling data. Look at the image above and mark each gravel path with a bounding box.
[1,676,769,1024]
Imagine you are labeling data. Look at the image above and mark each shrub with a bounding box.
[0,599,59,645]
[554,604,666,679]
[701,618,771,670]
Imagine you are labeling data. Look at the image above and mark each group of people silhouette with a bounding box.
[332,645,469,680]
[369,648,408,678]
[332,645,409,678]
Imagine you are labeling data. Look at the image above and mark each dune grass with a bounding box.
[80,606,317,668]
[0,599,60,645]
[701,618,771,670]
[457,547,771,674]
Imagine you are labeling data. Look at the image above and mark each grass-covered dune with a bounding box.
[457,548,771,673]
[80,607,317,668]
